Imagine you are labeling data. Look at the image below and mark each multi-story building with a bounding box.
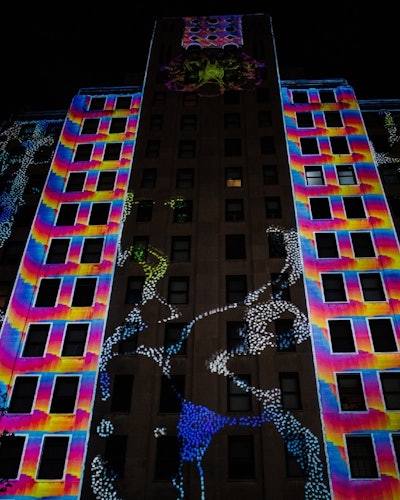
[0,12,399,500]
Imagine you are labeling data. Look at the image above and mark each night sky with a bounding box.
[1,2,398,119]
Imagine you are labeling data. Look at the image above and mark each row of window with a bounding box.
[81,117,128,135]
[87,95,133,111]
[306,163,400,186]
[296,110,344,128]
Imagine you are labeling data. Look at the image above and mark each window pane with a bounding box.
[71,278,97,306]
[37,436,69,479]
[22,324,50,357]
[328,320,356,353]
[61,324,89,356]
[369,318,397,352]
[346,435,378,478]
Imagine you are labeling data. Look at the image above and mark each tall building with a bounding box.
[0,12,400,500]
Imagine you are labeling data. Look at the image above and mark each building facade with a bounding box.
[0,12,399,500]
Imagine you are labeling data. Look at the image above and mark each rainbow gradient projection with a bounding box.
[281,82,400,498]
[0,90,141,498]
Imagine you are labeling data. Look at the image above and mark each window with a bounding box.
[50,376,79,413]
[81,118,99,134]
[300,137,319,155]
[171,236,191,262]
[103,143,122,161]
[176,168,194,188]
[380,164,400,184]
[97,171,116,191]
[268,231,286,257]
[125,277,144,304]
[164,323,187,355]
[56,203,78,226]
[0,241,24,265]
[131,236,149,261]
[46,238,70,264]
[159,375,185,413]
[0,435,25,479]
[224,113,241,128]
[389,195,400,217]
[141,168,157,188]
[265,196,281,218]
[256,87,269,102]
[380,373,400,410]
[310,198,331,219]
[8,376,38,413]
[225,234,246,259]
[14,204,35,227]
[89,97,106,110]
[271,272,290,300]
[61,323,88,356]
[345,435,378,478]
[369,318,397,352]
[359,273,385,301]
[178,140,196,158]
[71,278,97,306]
[116,96,131,109]
[285,444,306,477]
[35,278,61,307]
[315,233,338,258]
[118,333,138,355]
[225,167,242,187]
[328,319,356,353]
[173,199,193,223]
[145,140,160,158]
[292,90,308,103]
[81,237,104,263]
[296,112,314,128]
[392,434,400,470]
[155,436,180,480]
[22,324,50,357]
[279,372,301,409]
[336,164,357,185]
[226,275,247,304]
[168,277,189,304]
[0,281,10,308]
[224,92,240,105]
[224,138,242,156]
[88,202,111,225]
[350,232,375,257]
[260,136,275,154]
[319,89,336,103]
[258,110,272,127]
[74,144,93,161]
[104,435,127,478]
[337,373,366,411]
[228,436,255,479]
[225,199,244,221]
[330,136,350,154]
[182,92,198,107]
[37,436,69,479]
[343,197,366,218]
[65,172,86,192]
[227,321,248,353]
[321,274,346,302]
[324,111,343,127]
[228,375,251,411]
[275,318,295,352]
[111,374,133,412]
[150,114,163,131]
[262,164,278,184]
[136,200,153,222]
[180,114,197,131]
[109,117,127,134]
[153,91,166,105]
[305,166,324,185]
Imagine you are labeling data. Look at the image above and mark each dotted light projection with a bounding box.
[0,92,141,499]
[94,220,330,499]
[281,83,400,498]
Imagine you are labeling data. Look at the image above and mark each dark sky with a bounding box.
[1,2,398,119]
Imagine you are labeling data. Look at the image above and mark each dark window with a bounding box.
[116,96,131,109]
[380,164,400,184]
[346,435,378,478]
[310,198,331,219]
[37,436,69,479]
[154,436,180,480]
[159,375,185,413]
[321,274,347,302]
[125,277,144,304]
[359,273,385,301]
[224,138,242,156]
[343,197,366,218]
[225,199,244,221]
[225,167,242,188]
[14,204,35,227]
[103,143,122,161]
[336,164,357,185]
[227,321,248,354]
[0,281,10,308]
[89,97,106,110]
[350,232,375,257]
[324,111,343,127]
[279,372,301,409]
[22,324,50,357]
[171,236,191,262]
[330,136,350,154]
[9,376,38,413]
[275,318,295,352]
[164,323,187,355]
[260,136,275,154]
[136,200,153,222]
[228,374,251,411]
[89,202,110,225]
[369,318,397,352]
[61,323,88,356]
[71,278,97,306]
[305,165,324,185]
[296,112,314,128]
[81,237,104,263]
[66,172,86,192]
[292,91,308,103]
[328,320,356,353]
[118,333,138,355]
[109,117,127,134]
[46,238,69,264]
[319,90,336,103]
[56,203,78,226]
[97,171,116,191]
[35,278,61,307]
[178,140,196,158]
[389,195,400,217]
[271,272,290,300]
[226,275,247,304]
[150,114,163,131]
[315,233,338,258]
[141,168,157,188]
[262,164,278,184]
[268,231,286,258]
[285,444,306,477]
[224,113,241,129]
[182,92,198,107]
[0,240,24,265]
[392,435,400,469]
[380,373,400,410]
[145,140,160,158]
[0,435,25,479]
[228,436,255,479]
[153,91,166,105]
[168,277,189,304]
[50,376,79,413]
[337,373,366,411]
[111,374,134,412]
[256,87,269,103]
[370,134,389,153]
[74,144,93,162]
[176,168,194,188]
[173,200,193,223]
[226,234,246,259]
[180,114,197,131]
[224,92,240,105]
[300,137,319,154]
[81,118,99,134]
[265,196,281,218]
[131,236,149,261]
[105,435,127,477]
[258,110,272,127]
